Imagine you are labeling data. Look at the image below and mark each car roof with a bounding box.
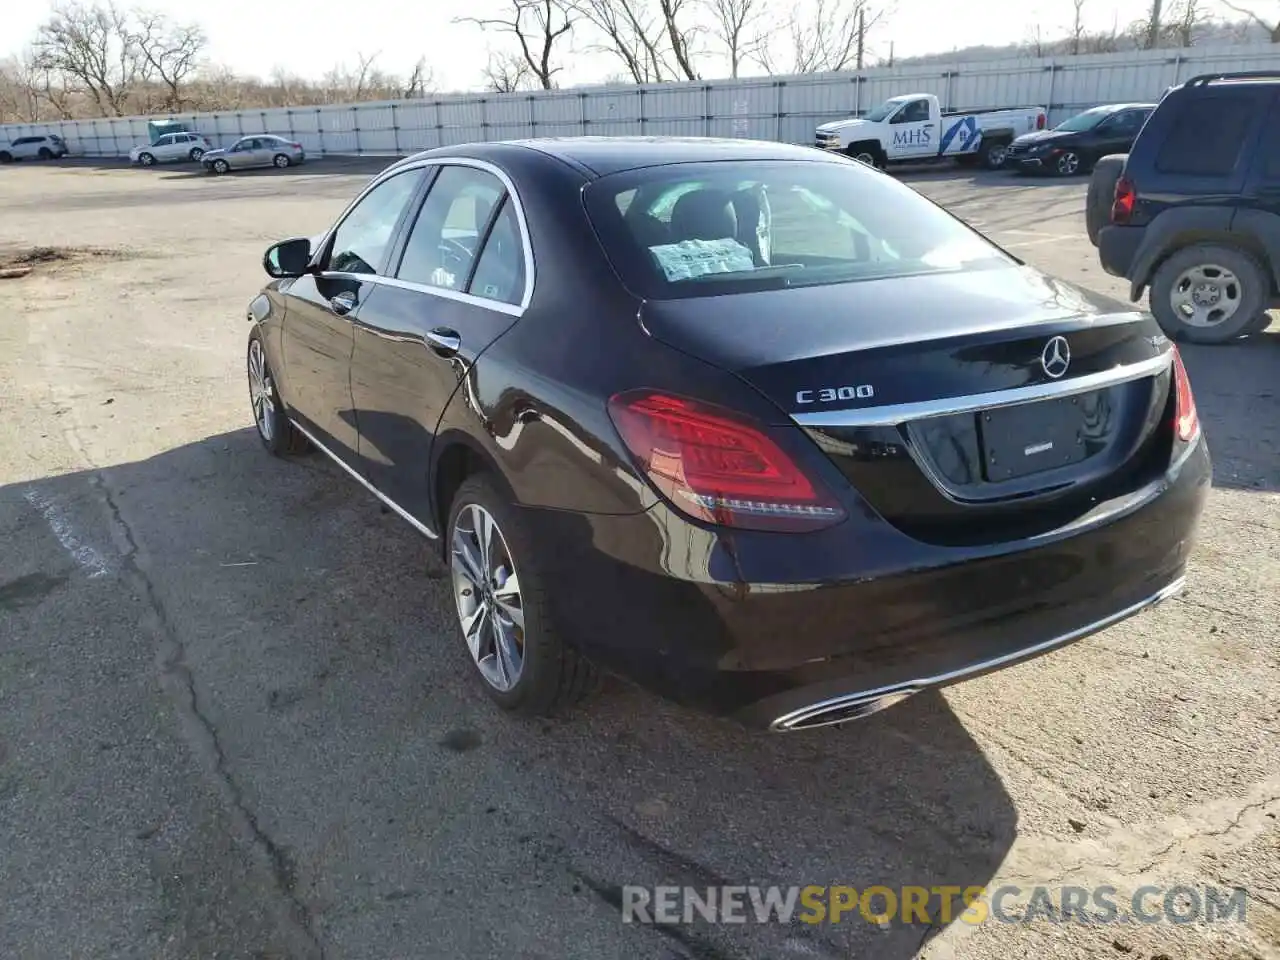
[397,136,843,178]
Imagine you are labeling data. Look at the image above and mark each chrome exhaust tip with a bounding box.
[770,687,921,732]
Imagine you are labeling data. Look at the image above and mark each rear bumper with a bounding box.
[520,435,1210,730]
[1098,224,1144,284]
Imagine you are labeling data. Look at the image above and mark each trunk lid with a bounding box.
[638,267,1176,546]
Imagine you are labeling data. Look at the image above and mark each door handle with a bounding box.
[329,291,356,315]
[425,327,461,358]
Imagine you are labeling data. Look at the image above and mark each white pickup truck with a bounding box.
[815,94,1047,170]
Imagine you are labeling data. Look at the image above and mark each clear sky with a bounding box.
[5,0,1166,91]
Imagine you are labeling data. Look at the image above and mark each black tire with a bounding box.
[979,138,1010,170]
[1053,150,1082,177]
[37,147,52,160]
[189,147,204,161]
[845,142,883,169]
[138,152,155,167]
[445,473,599,718]
[247,331,309,456]
[1086,154,1126,248]
[1148,244,1269,345]
[212,158,229,174]
[272,153,291,168]
[1245,312,1274,335]
[0,151,13,163]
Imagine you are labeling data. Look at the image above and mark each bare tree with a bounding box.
[755,0,887,74]
[656,0,700,79]
[401,57,432,98]
[1165,0,1212,43]
[1219,0,1279,39]
[130,11,206,110]
[484,49,534,91]
[570,0,670,82]
[1069,0,1087,53]
[704,0,765,76]
[456,0,575,90]
[33,1,149,116]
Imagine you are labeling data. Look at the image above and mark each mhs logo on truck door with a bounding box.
[892,127,932,148]
[939,116,981,154]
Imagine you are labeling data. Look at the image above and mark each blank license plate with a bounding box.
[980,394,1092,481]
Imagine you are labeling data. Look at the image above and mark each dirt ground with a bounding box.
[0,156,1277,960]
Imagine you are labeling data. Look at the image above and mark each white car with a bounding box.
[128,132,212,166]
[0,134,69,163]
[815,94,1047,170]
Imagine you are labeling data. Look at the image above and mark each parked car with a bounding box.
[1092,71,1280,344]
[202,135,305,173]
[0,134,68,163]
[1006,103,1155,177]
[128,132,212,166]
[244,137,1208,731]
[815,94,1047,170]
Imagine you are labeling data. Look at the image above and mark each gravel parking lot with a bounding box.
[1,156,1277,960]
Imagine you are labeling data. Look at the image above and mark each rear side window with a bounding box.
[396,165,504,292]
[583,159,1014,300]
[1154,96,1254,177]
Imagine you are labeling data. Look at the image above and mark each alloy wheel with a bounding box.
[1056,151,1080,176]
[450,504,525,692]
[274,155,290,168]
[248,338,275,443]
[1170,264,1241,328]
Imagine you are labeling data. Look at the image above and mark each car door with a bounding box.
[1096,109,1147,156]
[279,166,426,469]
[227,137,257,168]
[886,99,935,160]
[349,160,531,526]
[13,137,37,160]
[1239,89,1280,277]
[155,134,179,161]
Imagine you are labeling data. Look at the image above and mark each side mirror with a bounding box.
[263,237,312,278]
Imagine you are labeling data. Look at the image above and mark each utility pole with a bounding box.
[1145,0,1163,48]
[888,40,894,67]
[856,8,866,70]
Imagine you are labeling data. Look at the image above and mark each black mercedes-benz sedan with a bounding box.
[244,136,1210,731]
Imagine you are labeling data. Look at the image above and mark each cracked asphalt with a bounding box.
[1,157,1277,960]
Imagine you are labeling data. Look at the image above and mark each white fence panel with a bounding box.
[4,42,1279,157]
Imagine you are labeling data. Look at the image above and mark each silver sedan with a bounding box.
[202,135,306,174]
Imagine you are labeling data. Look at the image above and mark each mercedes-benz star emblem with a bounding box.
[1040,336,1071,379]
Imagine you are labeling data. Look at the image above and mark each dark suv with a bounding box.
[1092,71,1279,344]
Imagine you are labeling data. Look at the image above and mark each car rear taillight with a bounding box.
[607,390,846,532]
[1171,346,1199,443]
[1036,112,1046,130]
[1111,175,1136,224]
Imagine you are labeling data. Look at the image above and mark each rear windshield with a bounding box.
[583,159,1014,300]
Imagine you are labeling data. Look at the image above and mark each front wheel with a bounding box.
[447,474,598,717]
[138,152,155,167]
[247,333,309,455]
[272,153,291,168]
[1053,150,1082,177]
[211,158,229,174]
[1149,244,1269,344]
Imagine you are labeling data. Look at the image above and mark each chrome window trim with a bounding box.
[312,155,535,316]
[792,350,1173,429]
[287,418,439,540]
